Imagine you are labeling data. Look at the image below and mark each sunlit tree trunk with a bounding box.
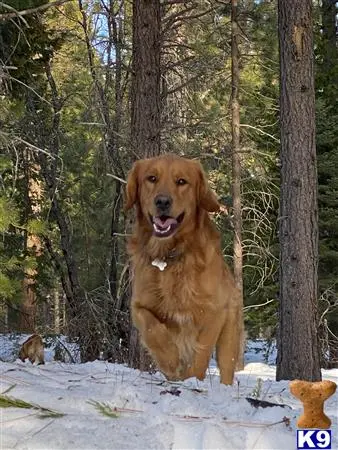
[54,289,60,334]
[20,156,41,333]
[231,0,244,370]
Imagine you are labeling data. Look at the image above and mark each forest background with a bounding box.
[0,0,337,368]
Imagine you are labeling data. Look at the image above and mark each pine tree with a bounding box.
[276,0,321,381]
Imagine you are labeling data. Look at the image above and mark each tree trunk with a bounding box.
[54,289,60,334]
[276,0,321,381]
[20,154,42,333]
[131,0,161,158]
[106,0,125,303]
[108,183,122,302]
[129,0,161,370]
[231,0,244,370]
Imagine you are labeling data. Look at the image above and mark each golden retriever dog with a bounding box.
[18,334,45,365]
[125,154,243,385]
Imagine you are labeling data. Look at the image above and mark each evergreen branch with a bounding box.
[0,0,73,21]
[12,135,56,159]
[0,395,33,409]
[0,74,52,105]
[1,384,16,395]
[88,400,120,418]
[0,395,64,419]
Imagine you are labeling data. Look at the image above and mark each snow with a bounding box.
[0,335,337,450]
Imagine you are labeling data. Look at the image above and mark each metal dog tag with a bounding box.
[152,259,167,271]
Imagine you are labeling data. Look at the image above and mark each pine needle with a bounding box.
[0,394,64,419]
[88,400,120,418]
[0,395,35,409]
[1,384,17,395]
[39,410,65,419]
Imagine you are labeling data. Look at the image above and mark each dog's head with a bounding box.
[125,155,220,239]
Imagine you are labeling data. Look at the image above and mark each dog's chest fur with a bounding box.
[134,254,217,326]
[135,258,209,364]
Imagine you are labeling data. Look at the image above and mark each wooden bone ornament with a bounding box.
[290,379,337,429]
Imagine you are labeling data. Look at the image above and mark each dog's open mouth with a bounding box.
[151,213,184,238]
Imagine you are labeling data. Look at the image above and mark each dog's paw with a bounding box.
[176,364,206,381]
[156,356,180,379]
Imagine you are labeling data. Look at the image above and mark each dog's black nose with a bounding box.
[155,194,172,212]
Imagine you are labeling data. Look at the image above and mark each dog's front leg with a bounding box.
[184,310,226,382]
[132,303,180,378]
[216,304,242,385]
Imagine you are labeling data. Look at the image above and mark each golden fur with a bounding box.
[125,154,243,385]
[19,334,45,365]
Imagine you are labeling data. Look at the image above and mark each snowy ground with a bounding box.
[0,335,337,450]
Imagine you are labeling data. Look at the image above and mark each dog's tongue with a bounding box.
[153,216,177,229]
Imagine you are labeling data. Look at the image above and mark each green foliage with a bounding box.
[0,198,45,303]
[0,0,62,97]
[0,0,336,356]
[313,0,338,355]
[88,400,120,418]
[0,272,17,299]
[26,219,48,236]
[0,198,23,302]
[0,394,64,418]
[0,154,12,172]
[0,197,20,231]
[315,37,338,348]
[317,100,338,293]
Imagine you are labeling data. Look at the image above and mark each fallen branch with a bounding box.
[94,404,291,428]
[246,397,290,409]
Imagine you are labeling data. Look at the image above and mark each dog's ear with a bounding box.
[124,161,140,211]
[196,161,220,212]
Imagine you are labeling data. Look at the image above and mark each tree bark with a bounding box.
[276,0,321,381]
[54,289,60,334]
[19,153,42,333]
[231,0,244,370]
[131,0,161,158]
[129,0,161,370]
[108,0,125,302]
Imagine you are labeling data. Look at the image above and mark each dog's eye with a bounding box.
[147,175,157,183]
[176,178,187,186]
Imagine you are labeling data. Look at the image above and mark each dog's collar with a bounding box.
[151,248,182,271]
